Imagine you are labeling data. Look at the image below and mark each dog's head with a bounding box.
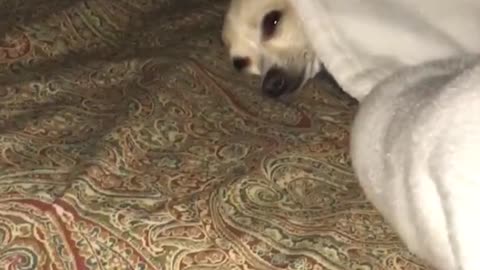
[221,0,321,98]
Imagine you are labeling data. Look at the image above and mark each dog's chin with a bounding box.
[256,58,323,100]
[259,69,303,98]
[287,59,323,93]
[262,70,321,98]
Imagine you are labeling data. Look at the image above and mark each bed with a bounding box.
[0,0,429,269]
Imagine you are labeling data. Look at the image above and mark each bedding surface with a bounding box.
[0,0,429,269]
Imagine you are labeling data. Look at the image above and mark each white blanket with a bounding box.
[289,1,480,269]
[290,0,480,101]
[352,55,480,270]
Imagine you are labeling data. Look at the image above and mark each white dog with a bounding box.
[222,0,322,98]
[222,0,480,269]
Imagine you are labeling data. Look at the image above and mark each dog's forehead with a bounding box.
[225,0,289,26]
[222,0,289,46]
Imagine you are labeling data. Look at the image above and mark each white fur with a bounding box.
[222,0,321,86]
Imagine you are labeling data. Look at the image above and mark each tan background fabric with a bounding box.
[0,0,429,269]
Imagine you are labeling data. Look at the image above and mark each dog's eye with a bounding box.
[262,10,282,39]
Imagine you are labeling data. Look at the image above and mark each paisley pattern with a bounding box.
[0,0,431,269]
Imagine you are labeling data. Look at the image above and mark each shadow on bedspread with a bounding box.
[0,0,429,269]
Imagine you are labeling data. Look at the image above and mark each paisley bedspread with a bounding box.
[0,0,430,269]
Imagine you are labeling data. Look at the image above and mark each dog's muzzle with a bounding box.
[261,67,303,98]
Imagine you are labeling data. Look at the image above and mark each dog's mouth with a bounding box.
[260,67,305,98]
[260,58,322,99]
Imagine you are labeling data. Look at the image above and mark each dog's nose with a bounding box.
[262,68,289,98]
[232,57,250,71]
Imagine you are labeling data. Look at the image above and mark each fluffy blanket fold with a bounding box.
[351,55,480,270]
[290,0,480,101]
